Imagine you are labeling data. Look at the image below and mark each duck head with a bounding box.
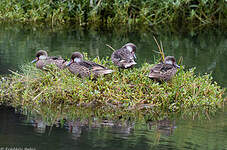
[164,56,180,68]
[66,52,83,66]
[31,50,48,63]
[123,43,137,59]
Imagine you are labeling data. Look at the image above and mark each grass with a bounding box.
[0,0,226,29]
[0,55,225,124]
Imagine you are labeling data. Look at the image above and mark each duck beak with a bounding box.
[66,60,73,67]
[133,54,137,60]
[175,64,180,68]
[31,58,38,63]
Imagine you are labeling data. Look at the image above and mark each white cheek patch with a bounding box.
[126,46,133,52]
[165,60,173,65]
[39,55,47,60]
[129,56,133,59]
[74,58,81,63]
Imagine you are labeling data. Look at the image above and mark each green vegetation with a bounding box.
[0,0,226,29]
[0,55,225,123]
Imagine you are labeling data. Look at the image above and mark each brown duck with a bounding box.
[111,43,137,69]
[148,56,180,81]
[31,50,67,69]
[66,52,114,78]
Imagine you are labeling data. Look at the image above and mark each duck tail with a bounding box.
[102,69,115,75]
[124,62,137,68]
[148,71,159,79]
[96,69,115,75]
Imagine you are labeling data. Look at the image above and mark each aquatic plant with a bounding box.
[0,55,225,123]
[0,0,226,29]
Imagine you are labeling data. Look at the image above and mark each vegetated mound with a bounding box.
[0,57,225,122]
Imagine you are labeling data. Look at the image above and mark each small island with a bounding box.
[0,55,225,123]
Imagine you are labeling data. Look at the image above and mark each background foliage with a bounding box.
[0,0,226,28]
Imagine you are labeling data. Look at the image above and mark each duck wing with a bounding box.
[112,48,133,62]
[149,63,165,79]
[160,64,174,72]
[78,61,106,70]
[48,56,61,60]
[81,61,114,76]
[111,48,136,68]
[149,63,177,81]
[68,63,90,78]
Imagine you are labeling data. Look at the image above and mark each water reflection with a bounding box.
[0,24,226,87]
[32,118,47,134]
[148,119,176,137]
[0,106,227,150]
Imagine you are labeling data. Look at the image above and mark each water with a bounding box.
[0,24,227,150]
[1,106,227,150]
[1,24,226,85]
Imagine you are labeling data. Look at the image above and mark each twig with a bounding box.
[32,89,46,102]
[8,69,24,77]
[105,44,116,51]
[152,50,161,54]
[153,36,161,51]
[97,0,102,7]
[160,41,165,60]
[205,110,210,120]
[178,56,183,65]
[153,36,165,61]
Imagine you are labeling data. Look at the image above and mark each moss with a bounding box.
[0,56,225,122]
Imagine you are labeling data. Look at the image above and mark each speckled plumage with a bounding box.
[111,43,137,69]
[32,50,67,70]
[148,56,180,81]
[67,52,114,78]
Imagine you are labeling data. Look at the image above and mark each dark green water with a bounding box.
[1,106,227,150]
[0,24,227,150]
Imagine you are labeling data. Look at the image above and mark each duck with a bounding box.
[66,52,114,78]
[111,43,137,69]
[31,50,67,70]
[148,56,180,81]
